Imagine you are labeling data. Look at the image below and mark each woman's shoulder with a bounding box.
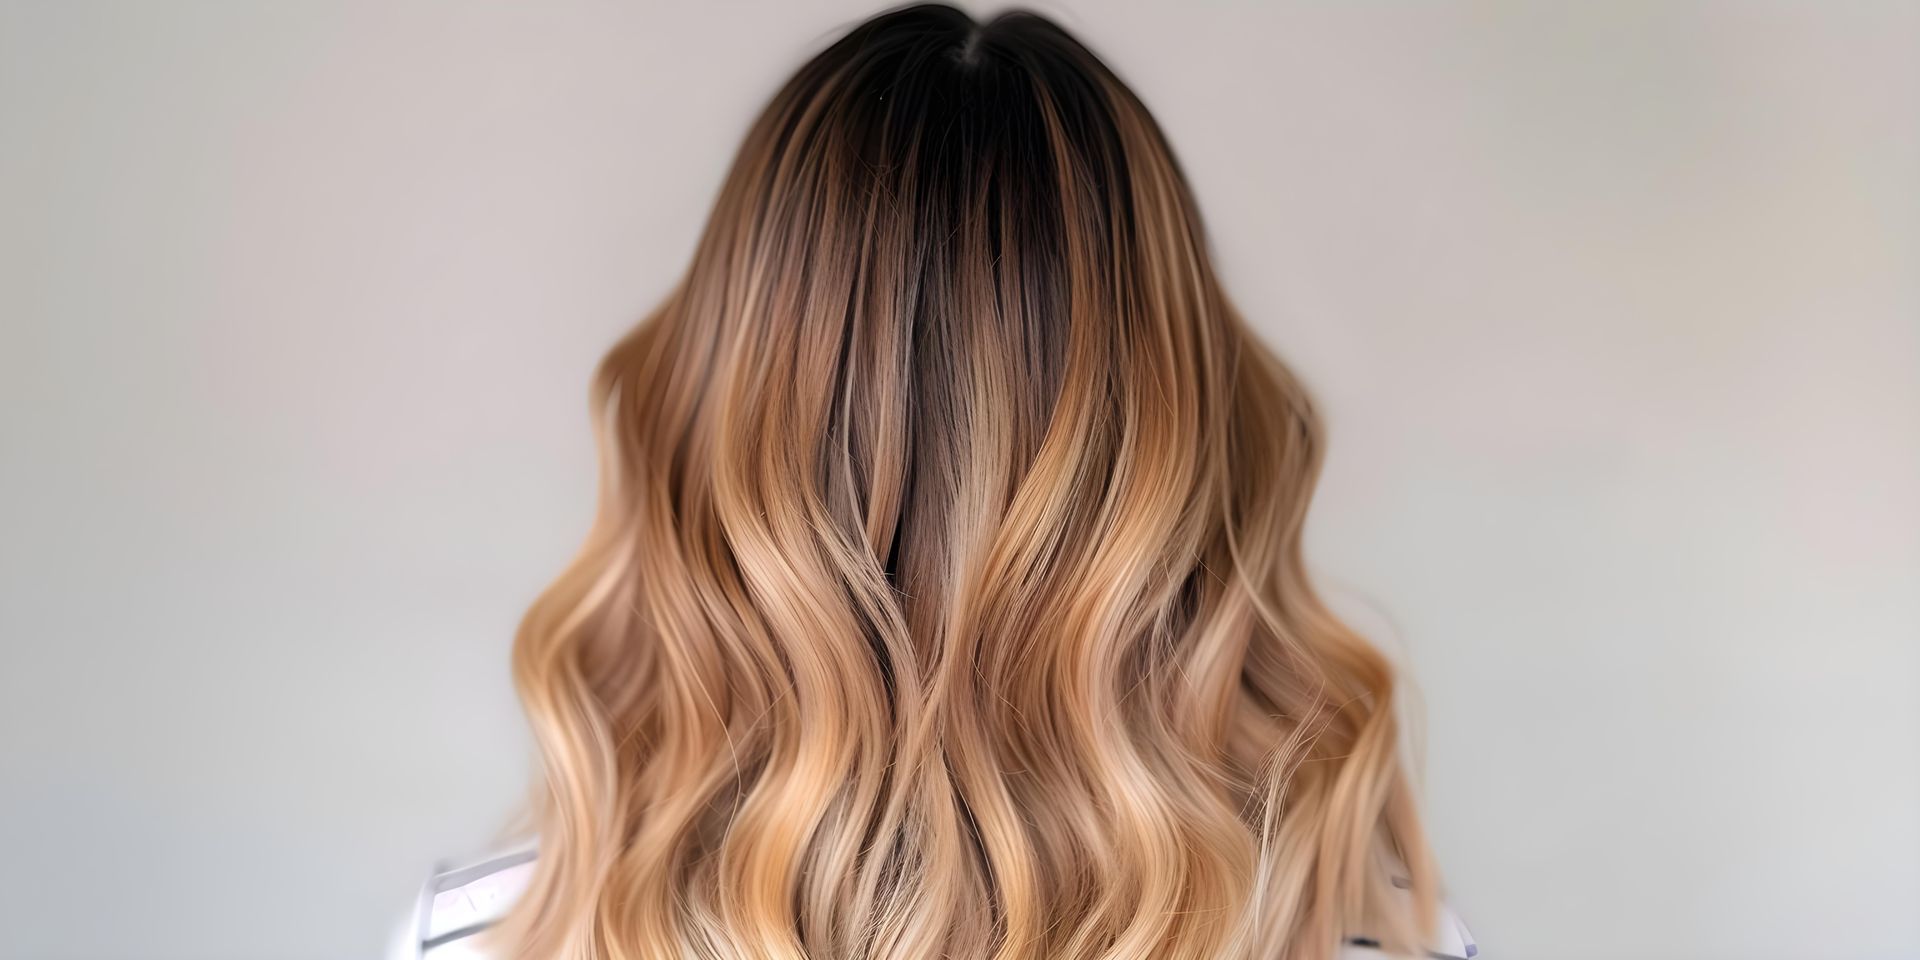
[1341,897,1479,959]
[386,842,538,960]
[386,844,1477,959]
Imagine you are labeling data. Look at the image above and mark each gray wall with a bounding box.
[2,2,1914,958]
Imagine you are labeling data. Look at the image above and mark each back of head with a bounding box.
[499,5,1442,958]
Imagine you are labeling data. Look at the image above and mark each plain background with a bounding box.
[2,2,1915,958]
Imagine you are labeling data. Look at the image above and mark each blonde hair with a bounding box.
[495,5,1442,958]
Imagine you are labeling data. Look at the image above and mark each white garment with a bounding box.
[387,845,537,960]
[387,847,1476,959]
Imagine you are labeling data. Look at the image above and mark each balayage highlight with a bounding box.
[496,6,1442,959]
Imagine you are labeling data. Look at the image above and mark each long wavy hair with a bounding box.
[494,6,1442,959]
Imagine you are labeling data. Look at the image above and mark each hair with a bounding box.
[494,5,1442,959]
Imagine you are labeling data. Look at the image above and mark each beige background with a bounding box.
[2,2,1915,958]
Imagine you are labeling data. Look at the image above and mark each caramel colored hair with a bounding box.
[497,5,1441,958]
